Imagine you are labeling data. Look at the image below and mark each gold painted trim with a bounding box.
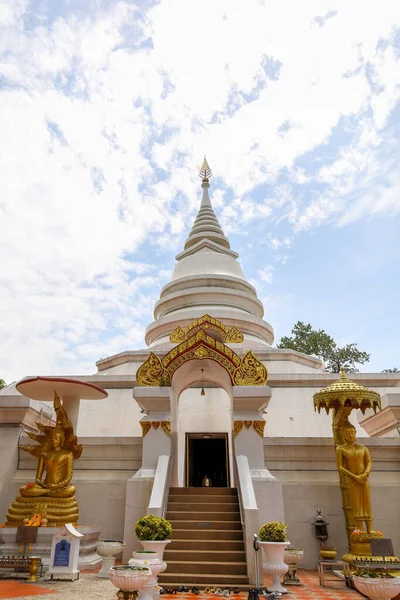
[140,422,151,437]
[161,421,171,437]
[253,420,266,438]
[244,420,252,429]
[233,421,243,438]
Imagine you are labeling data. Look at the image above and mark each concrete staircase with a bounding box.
[159,487,249,588]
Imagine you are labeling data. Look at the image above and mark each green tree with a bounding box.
[0,379,6,390]
[277,321,370,373]
[382,368,399,373]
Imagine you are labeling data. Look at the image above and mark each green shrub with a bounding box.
[259,521,288,542]
[134,514,172,541]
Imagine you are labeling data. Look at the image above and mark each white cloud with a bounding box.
[258,265,275,284]
[0,0,400,380]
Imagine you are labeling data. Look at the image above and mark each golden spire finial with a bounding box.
[199,155,212,182]
[340,366,346,379]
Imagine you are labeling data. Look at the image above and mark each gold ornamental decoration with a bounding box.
[137,317,267,387]
[233,421,243,438]
[253,420,266,438]
[233,351,268,386]
[140,422,151,437]
[169,314,244,344]
[233,420,266,437]
[136,352,170,387]
[161,421,171,437]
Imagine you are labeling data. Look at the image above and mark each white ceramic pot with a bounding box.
[109,565,152,593]
[130,551,166,598]
[259,541,289,594]
[140,540,171,560]
[353,576,400,600]
[96,539,125,578]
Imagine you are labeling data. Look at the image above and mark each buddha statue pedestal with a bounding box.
[5,495,79,527]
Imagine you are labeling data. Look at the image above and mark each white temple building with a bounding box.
[0,161,399,582]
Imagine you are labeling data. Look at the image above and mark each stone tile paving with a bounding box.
[0,571,364,599]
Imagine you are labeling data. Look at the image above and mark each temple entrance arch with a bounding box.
[135,316,269,487]
[170,359,234,487]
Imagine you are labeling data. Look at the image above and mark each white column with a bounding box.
[61,396,81,432]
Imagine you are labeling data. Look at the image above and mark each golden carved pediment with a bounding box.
[169,314,244,344]
[136,320,267,387]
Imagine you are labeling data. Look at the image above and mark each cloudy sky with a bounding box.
[1,0,400,382]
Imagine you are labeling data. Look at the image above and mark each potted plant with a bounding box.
[134,514,172,560]
[258,522,289,595]
[352,569,400,600]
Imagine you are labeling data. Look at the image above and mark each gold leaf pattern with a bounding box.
[253,420,266,437]
[161,421,171,437]
[225,325,244,343]
[168,314,244,344]
[140,422,151,437]
[136,352,164,386]
[233,351,268,386]
[152,422,160,430]
[170,326,185,343]
[233,421,243,438]
[244,420,252,429]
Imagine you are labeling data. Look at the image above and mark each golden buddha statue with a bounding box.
[336,424,373,533]
[6,393,82,526]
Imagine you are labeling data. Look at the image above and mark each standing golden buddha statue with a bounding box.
[314,368,385,560]
[336,424,373,533]
[6,392,82,526]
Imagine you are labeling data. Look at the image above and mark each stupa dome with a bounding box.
[145,159,274,350]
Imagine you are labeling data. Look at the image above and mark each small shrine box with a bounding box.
[47,524,83,581]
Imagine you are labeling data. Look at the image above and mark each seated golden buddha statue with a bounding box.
[6,393,82,526]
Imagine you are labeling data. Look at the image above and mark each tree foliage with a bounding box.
[0,379,6,390]
[277,321,370,373]
[381,368,399,373]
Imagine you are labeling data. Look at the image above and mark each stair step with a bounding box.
[169,487,238,496]
[171,529,243,541]
[167,502,239,512]
[169,521,242,531]
[169,539,244,551]
[164,486,248,586]
[167,512,240,522]
[164,550,246,562]
[168,496,239,504]
[159,574,250,585]
[166,560,247,575]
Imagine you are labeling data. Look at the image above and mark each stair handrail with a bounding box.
[147,454,171,518]
[235,454,260,585]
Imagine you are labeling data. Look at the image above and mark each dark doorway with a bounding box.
[186,434,229,487]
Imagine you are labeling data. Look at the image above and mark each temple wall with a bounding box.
[264,438,400,568]
[76,389,143,437]
[0,436,142,541]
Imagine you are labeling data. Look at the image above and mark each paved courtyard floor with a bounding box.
[0,571,364,600]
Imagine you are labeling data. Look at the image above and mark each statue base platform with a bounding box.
[5,495,79,527]
[0,526,101,572]
[343,531,386,562]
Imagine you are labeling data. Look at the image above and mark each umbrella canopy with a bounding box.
[313,368,381,415]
